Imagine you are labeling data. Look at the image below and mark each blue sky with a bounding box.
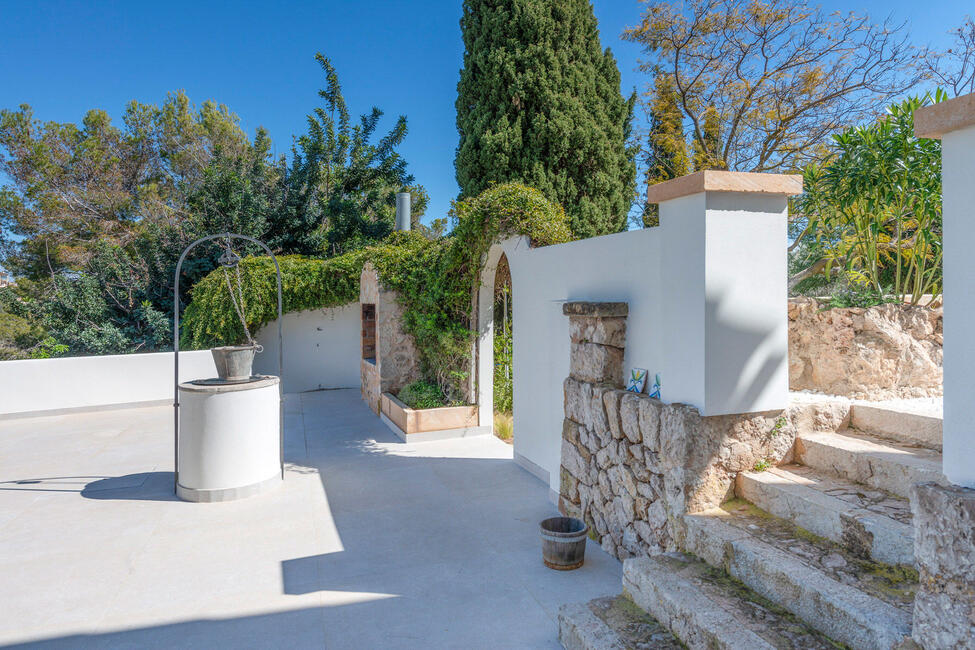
[0,0,970,224]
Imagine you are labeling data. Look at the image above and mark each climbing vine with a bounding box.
[181,183,572,401]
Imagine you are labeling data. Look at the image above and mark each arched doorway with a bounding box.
[475,243,513,442]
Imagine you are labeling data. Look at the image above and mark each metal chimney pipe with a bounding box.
[395,192,411,231]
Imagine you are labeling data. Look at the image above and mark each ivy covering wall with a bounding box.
[181,183,572,400]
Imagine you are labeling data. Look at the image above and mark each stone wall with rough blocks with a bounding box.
[558,302,796,560]
[910,482,975,649]
[788,298,942,399]
[359,263,422,413]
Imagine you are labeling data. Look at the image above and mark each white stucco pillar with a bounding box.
[648,170,803,416]
[916,93,975,488]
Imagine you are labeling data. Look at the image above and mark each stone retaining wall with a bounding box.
[558,302,796,560]
[788,298,942,399]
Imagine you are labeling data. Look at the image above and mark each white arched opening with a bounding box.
[475,243,508,430]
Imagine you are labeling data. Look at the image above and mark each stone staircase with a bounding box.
[559,401,943,649]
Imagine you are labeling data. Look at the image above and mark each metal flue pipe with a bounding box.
[395,192,411,231]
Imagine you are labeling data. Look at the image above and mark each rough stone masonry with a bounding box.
[558,302,796,560]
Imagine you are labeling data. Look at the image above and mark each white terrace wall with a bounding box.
[485,173,797,494]
[0,350,216,418]
[253,305,361,394]
[0,304,361,417]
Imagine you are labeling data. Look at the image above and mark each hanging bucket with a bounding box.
[211,344,262,382]
[539,516,588,570]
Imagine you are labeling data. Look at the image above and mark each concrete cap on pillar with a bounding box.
[914,92,975,140]
[646,170,803,204]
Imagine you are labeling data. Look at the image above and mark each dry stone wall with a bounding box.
[559,302,797,561]
[788,298,942,399]
[359,263,422,413]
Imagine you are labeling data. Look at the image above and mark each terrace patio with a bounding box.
[0,389,620,649]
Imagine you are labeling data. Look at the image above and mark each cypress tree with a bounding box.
[455,0,636,238]
[642,73,689,227]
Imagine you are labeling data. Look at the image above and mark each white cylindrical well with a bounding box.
[177,376,281,502]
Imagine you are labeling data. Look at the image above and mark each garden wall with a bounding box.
[557,303,797,558]
[788,297,943,399]
[254,304,361,393]
[491,175,793,495]
[0,350,216,418]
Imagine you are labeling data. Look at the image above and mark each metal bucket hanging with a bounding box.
[172,233,284,493]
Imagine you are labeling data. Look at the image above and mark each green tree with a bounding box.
[455,0,636,238]
[271,54,425,256]
[641,74,689,227]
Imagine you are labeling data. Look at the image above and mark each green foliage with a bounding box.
[183,183,572,401]
[454,0,637,238]
[0,311,45,359]
[397,380,450,409]
[270,54,425,256]
[0,53,426,358]
[752,459,771,472]
[493,323,513,413]
[826,286,898,310]
[641,74,689,227]
[794,92,945,304]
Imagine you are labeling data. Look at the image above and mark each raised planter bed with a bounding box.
[380,392,490,442]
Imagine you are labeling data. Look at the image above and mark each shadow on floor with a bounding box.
[81,471,178,501]
[0,606,331,649]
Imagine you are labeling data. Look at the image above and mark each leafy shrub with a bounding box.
[827,286,898,310]
[793,92,944,304]
[182,183,572,402]
[397,380,448,409]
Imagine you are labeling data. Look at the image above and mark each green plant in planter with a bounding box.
[397,380,450,409]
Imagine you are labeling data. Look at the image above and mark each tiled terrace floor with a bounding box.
[0,389,620,648]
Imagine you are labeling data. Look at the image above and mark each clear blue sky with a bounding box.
[0,0,970,224]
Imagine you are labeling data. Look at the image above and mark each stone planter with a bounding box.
[211,344,262,382]
[379,392,488,442]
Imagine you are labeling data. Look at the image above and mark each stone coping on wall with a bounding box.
[914,92,975,139]
[646,170,803,204]
[562,301,628,318]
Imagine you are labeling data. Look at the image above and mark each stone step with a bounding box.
[852,402,942,451]
[557,595,682,650]
[736,464,914,566]
[795,428,943,499]
[682,503,915,650]
[623,552,843,649]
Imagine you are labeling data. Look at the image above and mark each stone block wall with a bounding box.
[789,298,942,399]
[559,301,796,560]
[911,482,975,649]
[360,263,422,413]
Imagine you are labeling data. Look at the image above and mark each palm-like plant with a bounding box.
[793,92,945,304]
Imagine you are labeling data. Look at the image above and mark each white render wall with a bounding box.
[940,123,975,488]
[0,304,362,417]
[0,350,216,417]
[499,189,789,493]
[253,304,361,393]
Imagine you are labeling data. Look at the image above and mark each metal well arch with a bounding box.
[172,233,284,493]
